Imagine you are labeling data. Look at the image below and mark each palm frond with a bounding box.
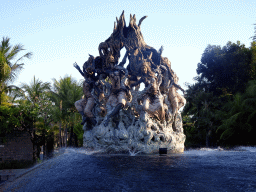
[6,44,25,61]
[13,52,33,65]
[0,37,32,105]
[0,37,10,53]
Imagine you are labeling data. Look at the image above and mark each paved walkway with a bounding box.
[0,169,26,182]
[0,148,66,187]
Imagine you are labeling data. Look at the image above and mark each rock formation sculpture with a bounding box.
[74,11,186,154]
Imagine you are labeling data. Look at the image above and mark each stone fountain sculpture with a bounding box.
[74,11,186,154]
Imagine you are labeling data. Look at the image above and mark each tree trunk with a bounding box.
[69,125,74,147]
[62,130,65,147]
[206,131,209,147]
[42,128,46,160]
[59,100,62,147]
[65,124,68,147]
[46,132,54,158]
[0,90,2,105]
[74,133,78,147]
[59,121,62,147]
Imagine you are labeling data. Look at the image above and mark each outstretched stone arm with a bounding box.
[167,78,185,93]
[73,62,84,77]
[174,83,185,93]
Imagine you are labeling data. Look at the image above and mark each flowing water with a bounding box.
[2,147,256,192]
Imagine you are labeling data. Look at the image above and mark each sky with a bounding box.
[1,0,256,90]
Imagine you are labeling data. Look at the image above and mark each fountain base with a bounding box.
[83,108,186,154]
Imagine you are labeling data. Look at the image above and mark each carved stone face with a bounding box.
[108,55,115,63]
[142,65,147,75]
[99,41,122,66]
[173,74,179,84]
[87,67,94,75]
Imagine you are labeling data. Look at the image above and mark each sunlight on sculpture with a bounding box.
[74,11,186,154]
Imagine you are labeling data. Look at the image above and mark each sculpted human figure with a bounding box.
[128,53,156,91]
[91,79,112,118]
[156,55,186,111]
[141,74,166,121]
[168,73,186,114]
[73,60,97,126]
[104,67,131,127]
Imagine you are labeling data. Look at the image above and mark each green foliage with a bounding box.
[21,76,51,103]
[36,158,42,164]
[0,37,32,105]
[73,123,83,146]
[51,76,83,147]
[197,41,252,95]
[183,85,221,147]
[217,80,256,146]
[184,41,256,147]
[182,115,199,148]
[0,36,85,149]
[0,104,35,134]
[51,75,83,113]
[249,42,256,79]
[20,76,55,132]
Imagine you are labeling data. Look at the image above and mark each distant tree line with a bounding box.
[0,37,84,161]
[183,40,256,148]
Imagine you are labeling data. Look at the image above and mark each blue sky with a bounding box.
[1,0,256,89]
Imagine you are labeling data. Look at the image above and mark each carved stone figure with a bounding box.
[104,67,131,127]
[168,73,186,115]
[75,11,186,154]
[74,60,97,126]
[141,75,166,121]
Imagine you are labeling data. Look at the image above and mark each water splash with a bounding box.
[53,147,103,156]
[184,147,226,156]
[200,146,224,151]
[127,147,141,156]
[234,146,256,152]
[54,147,144,156]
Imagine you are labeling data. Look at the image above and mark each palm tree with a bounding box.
[0,37,32,105]
[52,76,82,110]
[217,80,256,146]
[51,75,83,147]
[21,76,52,159]
[21,76,51,103]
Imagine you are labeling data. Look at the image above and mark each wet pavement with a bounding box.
[1,147,256,192]
[0,148,66,186]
